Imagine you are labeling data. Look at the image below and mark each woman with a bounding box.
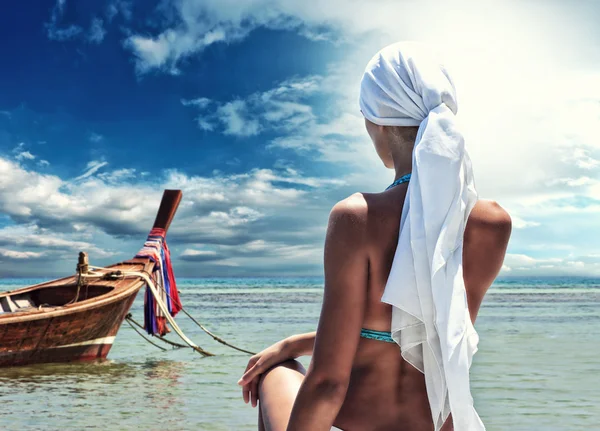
[238,42,511,431]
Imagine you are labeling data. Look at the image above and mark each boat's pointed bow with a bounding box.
[152,189,182,234]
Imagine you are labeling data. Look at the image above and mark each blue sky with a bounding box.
[1,0,599,278]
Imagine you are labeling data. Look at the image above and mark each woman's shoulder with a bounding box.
[327,193,370,239]
[464,199,512,265]
[330,193,369,219]
[329,191,401,236]
[467,199,512,236]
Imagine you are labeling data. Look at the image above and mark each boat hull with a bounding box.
[0,288,139,367]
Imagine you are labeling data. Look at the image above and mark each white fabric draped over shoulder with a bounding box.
[359,41,483,431]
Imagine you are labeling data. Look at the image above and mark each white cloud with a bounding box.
[89,132,104,143]
[181,98,216,130]
[45,2,110,44]
[48,25,83,41]
[98,168,137,183]
[125,35,174,74]
[132,0,600,199]
[74,160,108,181]
[511,216,541,229]
[180,239,323,266]
[0,155,340,246]
[181,249,218,258]
[197,118,215,131]
[181,97,211,108]
[182,76,324,139]
[0,224,115,257]
[12,143,37,163]
[88,17,106,44]
[0,153,348,275]
[0,248,46,260]
[183,72,381,173]
[501,253,600,276]
[217,100,261,136]
[106,0,132,23]
[121,0,599,79]
[15,151,36,162]
[106,3,119,22]
[12,142,26,153]
[123,24,235,74]
[548,176,597,188]
[124,18,250,75]
[45,0,83,41]
[120,0,392,74]
[0,159,62,218]
[2,148,599,276]
[572,148,600,170]
[524,244,576,252]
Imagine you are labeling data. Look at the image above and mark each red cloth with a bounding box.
[137,227,182,336]
[162,239,182,316]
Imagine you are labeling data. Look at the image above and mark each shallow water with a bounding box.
[0,277,599,430]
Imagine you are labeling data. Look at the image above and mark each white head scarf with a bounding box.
[359,41,483,431]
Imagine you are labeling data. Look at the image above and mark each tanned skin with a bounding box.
[238,119,512,431]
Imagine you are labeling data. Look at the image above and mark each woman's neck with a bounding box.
[391,147,413,182]
[388,126,417,181]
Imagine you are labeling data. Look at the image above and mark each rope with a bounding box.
[81,266,214,357]
[180,306,255,355]
[125,316,167,351]
[126,313,189,349]
[66,267,85,305]
[81,265,255,355]
[160,286,256,355]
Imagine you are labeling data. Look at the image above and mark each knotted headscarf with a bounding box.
[360,41,483,431]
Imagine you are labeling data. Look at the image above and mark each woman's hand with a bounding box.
[238,338,291,407]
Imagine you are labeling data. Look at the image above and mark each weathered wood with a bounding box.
[152,189,182,233]
[77,251,89,274]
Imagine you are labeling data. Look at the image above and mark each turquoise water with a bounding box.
[0,277,599,430]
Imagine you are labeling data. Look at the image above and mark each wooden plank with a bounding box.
[152,189,182,232]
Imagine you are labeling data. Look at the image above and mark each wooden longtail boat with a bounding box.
[0,190,183,367]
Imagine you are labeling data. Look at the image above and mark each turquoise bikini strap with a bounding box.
[360,328,395,343]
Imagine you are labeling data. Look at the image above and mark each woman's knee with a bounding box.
[276,359,306,375]
[257,359,306,430]
[258,359,306,394]
[259,359,306,383]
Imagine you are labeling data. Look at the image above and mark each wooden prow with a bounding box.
[152,189,183,234]
[77,252,89,274]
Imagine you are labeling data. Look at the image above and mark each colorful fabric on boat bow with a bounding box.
[135,227,182,336]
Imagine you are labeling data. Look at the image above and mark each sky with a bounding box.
[0,0,599,278]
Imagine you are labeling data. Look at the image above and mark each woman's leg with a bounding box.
[257,359,307,431]
[258,407,266,431]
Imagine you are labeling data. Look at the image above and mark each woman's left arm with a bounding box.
[287,195,369,431]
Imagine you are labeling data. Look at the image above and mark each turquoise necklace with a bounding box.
[385,173,411,191]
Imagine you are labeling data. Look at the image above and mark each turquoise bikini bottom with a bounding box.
[359,328,395,343]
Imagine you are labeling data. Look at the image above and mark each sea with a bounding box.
[0,276,598,431]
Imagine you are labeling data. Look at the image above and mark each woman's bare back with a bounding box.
[332,186,512,431]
